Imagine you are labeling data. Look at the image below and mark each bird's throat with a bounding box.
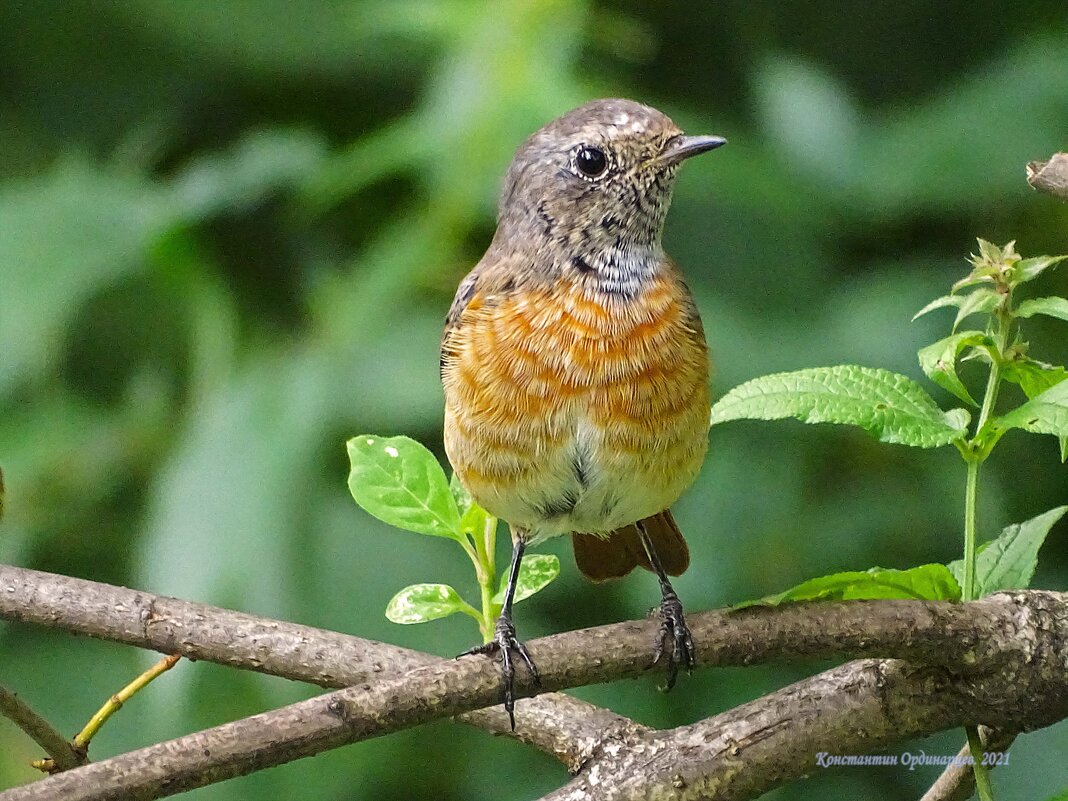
[578,240,665,302]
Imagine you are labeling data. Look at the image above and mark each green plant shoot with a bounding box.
[346,435,559,642]
[711,240,1068,801]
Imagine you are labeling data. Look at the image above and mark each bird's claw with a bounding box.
[459,614,540,730]
[651,590,696,690]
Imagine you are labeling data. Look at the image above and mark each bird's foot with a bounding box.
[458,613,540,730]
[651,589,696,690]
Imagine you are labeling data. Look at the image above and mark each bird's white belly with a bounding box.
[498,415,677,544]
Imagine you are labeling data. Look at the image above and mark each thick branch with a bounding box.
[542,659,1017,801]
[1027,153,1068,200]
[0,565,629,771]
[0,685,83,771]
[2,589,1066,801]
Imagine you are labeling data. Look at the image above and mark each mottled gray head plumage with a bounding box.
[488,99,724,295]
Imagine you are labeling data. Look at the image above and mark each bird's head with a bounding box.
[493,98,725,260]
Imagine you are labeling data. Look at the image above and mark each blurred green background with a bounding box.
[1,1,1066,798]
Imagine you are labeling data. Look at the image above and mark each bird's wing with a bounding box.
[440,268,481,381]
[441,254,532,380]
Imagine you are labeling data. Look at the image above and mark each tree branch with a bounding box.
[0,564,629,771]
[1,582,1065,801]
[1027,153,1068,201]
[0,684,84,772]
[540,659,1028,801]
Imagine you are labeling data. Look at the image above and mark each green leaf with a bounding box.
[952,288,999,331]
[1016,295,1068,324]
[1014,254,1068,284]
[1002,359,1068,399]
[948,507,1068,595]
[449,472,498,541]
[385,583,473,624]
[917,330,989,406]
[988,380,1068,455]
[492,554,561,604]
[709,365,969,448]
[346,435,462,540]
[912,294,964,321]
[950,274,995,294]
[735,564,961,608]
[1001,361,1068,461]
[449,472,473,518]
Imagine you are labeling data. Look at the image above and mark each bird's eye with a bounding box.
[574,145,609,179]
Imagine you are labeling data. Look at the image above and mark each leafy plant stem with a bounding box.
[962,453,995,797]
[962,458,980,603]
[962,294,1013,600]
[475,517,501,643]
[958,300,1012,801]
[975,303,1011,437]
[459,536,480,570]
[466,515,501,642]
[967,726,996,801]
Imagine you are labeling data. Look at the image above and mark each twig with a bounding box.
[0,684,83,772]
[1026,153,1068,201]
[74,655,182,751]
[918,727,1017,801]
[1,590,1066,801]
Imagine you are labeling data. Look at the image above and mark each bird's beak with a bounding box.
[654,134,727,167]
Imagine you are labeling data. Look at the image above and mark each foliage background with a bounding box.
[1,1,1066,798]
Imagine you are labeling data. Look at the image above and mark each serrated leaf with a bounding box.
[947,507,1067,596]
[912,294,965,321]
[989,380,1068,442]
[347,435,462,540]
[709,365,968,448]
[952,288,999,331]
[1000,359,1068,460]
[973,238,1015,268]
[385,583,472,624]
[917,330,989,406]
[951,274,996,294]
[735,564,961,608]
[1014,254,1068,283]
[956,240,1019,292]
[1002,359,1068,399]
[1016,296,1068,323]
[492,553,560,605]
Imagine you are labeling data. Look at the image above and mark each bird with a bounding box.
[440,98,723,728]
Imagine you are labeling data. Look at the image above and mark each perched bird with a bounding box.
[441,98,723,727]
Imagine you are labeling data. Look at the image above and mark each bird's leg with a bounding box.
[458,535,540,729]
[636,519,696,690]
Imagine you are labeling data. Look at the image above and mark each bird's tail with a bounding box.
[571,510,690,582]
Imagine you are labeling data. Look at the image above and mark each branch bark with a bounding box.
[0,564,630,771]
[2,567,1066,801]
[0,685,84,772]
[541,660,1022,801]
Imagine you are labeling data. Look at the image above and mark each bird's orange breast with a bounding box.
[442,270,709,540]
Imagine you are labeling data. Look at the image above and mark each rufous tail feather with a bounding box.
[571,509,690,582]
